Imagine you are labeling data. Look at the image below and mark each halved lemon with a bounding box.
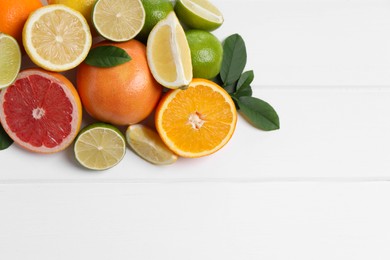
[146,11,193,89]
[126,124,178,165]
[92,0,145,42]
[0,33,21,89]
[155,78,237,158]
[23,4,92,72]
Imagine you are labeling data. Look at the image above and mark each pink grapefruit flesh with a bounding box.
[0,69,82,153]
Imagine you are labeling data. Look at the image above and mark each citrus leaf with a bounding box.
[220,34,247,86]
[236,96,280,131]
[85,46,131,67]
[235,70,254,98]
[0,124,13,150]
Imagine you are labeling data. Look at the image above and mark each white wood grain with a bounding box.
[0,182,389,260]
[2,87,390,181]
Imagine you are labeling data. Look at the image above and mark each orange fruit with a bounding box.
[77,40,163,126]
[0,0,43,45]
[0,68,82,154]
[155,78,237,158]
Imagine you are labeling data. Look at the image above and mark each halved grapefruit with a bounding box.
[0,68,82,153]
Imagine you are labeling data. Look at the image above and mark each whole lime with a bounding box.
[185,30,223,79]
[137,0,174,43]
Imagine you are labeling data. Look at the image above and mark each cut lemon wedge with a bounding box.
[0,33,21,89]
[126,124,178,165]
[147,11,193,89]
[22,4,92,72]
[92,0,145,42]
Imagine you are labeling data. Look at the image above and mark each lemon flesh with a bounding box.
[126,124,178,165]
[147,12,192,89]
[92,0,145,42]
[175,0,224,31]
[0,33,21,89]
[74,123,126,171]
[23,4,92,72]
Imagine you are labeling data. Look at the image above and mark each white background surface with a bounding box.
[2,0,390,259]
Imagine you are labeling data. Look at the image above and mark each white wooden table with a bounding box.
[1,0,390,259]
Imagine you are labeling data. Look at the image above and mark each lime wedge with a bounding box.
[175,0,224,31]
[74,123,126,170]
[92,0,145,42]
[126,124,178,165]
[0,33,21,89]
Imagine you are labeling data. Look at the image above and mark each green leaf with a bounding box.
[0,124,13,150]
[224,82,237,94]
[235,70,254,98]
[236,96,280,131]
[220,34,247,86]
[85,46,131,68]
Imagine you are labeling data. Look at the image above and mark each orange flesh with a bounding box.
[157,80,236,156]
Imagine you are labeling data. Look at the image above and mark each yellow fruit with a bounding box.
[23,4,92,72]
[126,124,178,165]
[146,11,193,89]
[155,78,237,158]
[47,0,98,35]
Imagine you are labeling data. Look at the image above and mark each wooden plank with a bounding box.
[2,87,390,181]
[214,0,390,86]
[0,182,389,259]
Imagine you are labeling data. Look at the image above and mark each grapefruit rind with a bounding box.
[0,69,82,154]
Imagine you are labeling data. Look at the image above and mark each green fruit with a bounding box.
[175,0,224,31]
[74,123,126,171]
[185,30,223,79]
[0,33,21,89]
[137,0,174,43]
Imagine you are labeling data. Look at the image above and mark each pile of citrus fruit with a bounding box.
[0,0,246,170]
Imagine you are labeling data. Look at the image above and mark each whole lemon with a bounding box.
[185,30,223,80]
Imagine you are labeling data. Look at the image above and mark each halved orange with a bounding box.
[155,78,237,158]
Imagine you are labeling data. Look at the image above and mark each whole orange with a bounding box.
[77,40,163,126]
[0,0,43,45]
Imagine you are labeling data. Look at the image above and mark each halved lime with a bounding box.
[174,0,224,31]
[0,33,21,89]
[126,124,178,165]
[92,0,145,42]
[74,123,126,170]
